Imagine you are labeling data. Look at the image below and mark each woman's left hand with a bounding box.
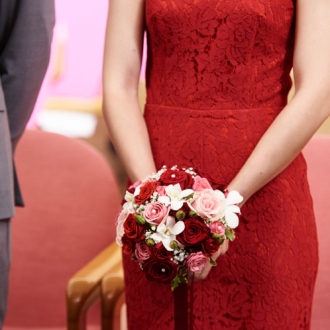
[187,239,229,283]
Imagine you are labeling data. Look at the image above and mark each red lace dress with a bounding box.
[122,0,319,329]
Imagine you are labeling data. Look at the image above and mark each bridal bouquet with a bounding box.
[116,165,243,290]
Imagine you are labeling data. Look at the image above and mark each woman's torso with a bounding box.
[145,0,295,111]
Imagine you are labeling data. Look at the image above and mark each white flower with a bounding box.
[116,209,130,246]
[150,216,185,251]
[224,190,244,229]
[122,191,135,213]
[158,183,194,210]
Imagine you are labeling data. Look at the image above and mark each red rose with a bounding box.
[177,217,210,246]
[122,235,134,255]
[201,237,220,256]
[134,181,159,204]
[123,214,145,242]
[153,242,173,260]
[143,257,178,284]
[159,169,194,190]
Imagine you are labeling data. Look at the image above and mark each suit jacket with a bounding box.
[0,0,55,219]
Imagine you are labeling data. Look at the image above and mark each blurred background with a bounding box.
[26,0,146,196]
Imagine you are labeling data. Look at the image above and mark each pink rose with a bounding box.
[209,221,225,235]
[143,202,168,225]
[190,189,226,221]
[185,252,209,272]
[192,176,212,191]
[135,242,151,262]
[156,185,167,196]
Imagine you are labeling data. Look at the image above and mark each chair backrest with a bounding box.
[4,129,120,328]
[303,135,330,330]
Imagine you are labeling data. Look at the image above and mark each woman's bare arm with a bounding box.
[226,0,330,202]
[103,0,156,183]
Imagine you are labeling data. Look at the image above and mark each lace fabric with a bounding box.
[123,0,318,329]
[145,0,295,110]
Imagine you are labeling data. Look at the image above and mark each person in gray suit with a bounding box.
[0,0,55,326]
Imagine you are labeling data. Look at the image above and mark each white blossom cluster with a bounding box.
[171,249,189,264]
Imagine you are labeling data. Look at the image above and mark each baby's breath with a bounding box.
[173,248,188,264]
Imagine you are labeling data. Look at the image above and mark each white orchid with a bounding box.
[158,183,194,210]
[224,190,244,229]
[150,216,185,251]
[122,191,135,212]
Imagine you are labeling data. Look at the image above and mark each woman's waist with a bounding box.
[143,103,307,189]
[143,103,283,164]
[144,103,283,121]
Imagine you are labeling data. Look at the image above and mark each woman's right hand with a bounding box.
[188,239,229,283]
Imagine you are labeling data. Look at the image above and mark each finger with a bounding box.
[189,241,230,283]
[193,264,212,282]
[219,240,229,255]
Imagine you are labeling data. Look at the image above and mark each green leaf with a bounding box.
[218,237,225,245]
[225,228,236,241]
[210,257,217,267]
[171,276,181,291]
[171,267,188,290]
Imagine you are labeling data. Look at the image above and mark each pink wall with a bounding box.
[29,0,147,127]
[50,0,109,98]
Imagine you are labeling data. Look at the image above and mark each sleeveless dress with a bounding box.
[122,0,319,329]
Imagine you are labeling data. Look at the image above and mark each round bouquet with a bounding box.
[116,166,243,290]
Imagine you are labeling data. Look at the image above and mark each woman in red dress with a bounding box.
[103,0,329,329]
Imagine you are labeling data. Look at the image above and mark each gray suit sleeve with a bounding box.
[0,0,55,209]
[0,0,55,150]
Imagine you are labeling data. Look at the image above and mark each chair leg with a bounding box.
[114,292,126,330]
[101,276,125,330]
[67,284,100,330]
[67,316,86,330]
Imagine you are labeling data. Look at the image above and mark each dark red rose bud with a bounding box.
[201,237,220,256]
[122,234,134,255]
[177,217,210,246]
[153,242,173,260]
[124,214,145,242]
[143,257,177,284]
[159,169,194,190]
